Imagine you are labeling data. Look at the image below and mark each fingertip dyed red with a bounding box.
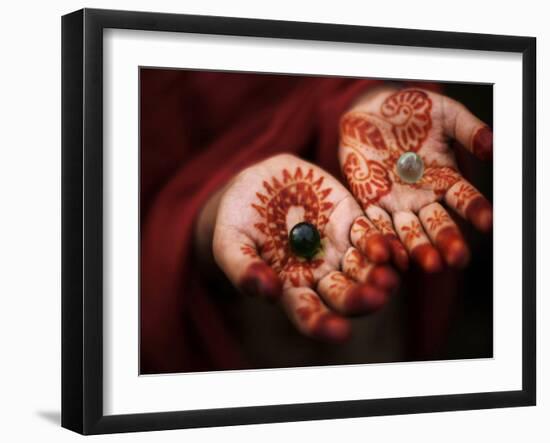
[387,235,409,271]
[369,265,399,291]
[473,126,493,161]
[365,234,391,263]
[411,244,443,273]
[466,197,493,232]
[344,284,388,315]
[313,313,352,343]
[239,262,282,301]
[436,227,470,268]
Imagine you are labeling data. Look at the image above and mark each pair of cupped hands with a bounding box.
[199,86,493,343]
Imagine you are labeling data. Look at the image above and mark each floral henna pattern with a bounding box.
[419,166,461,196]
[400,220,422,249]
[371,216,394,235]
[251,167,333,288]
[342,151,391,208]
[380,89,432,152]
[342,248,370,282]
[453,183,478,210]
[426,209,451,231]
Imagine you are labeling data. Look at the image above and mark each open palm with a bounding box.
[339,87,493,272]
[213,154,398,343]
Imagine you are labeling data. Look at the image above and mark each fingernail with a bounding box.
[411,244,443,273]
[473,126,493,161]
[240,262,282,301]
[387,235,409,271]
[369,265,399,291]
[436,227,470,268]
[466,197,493,232]
[313,313,352,343]
[365,234,391,263]
[344,284,388,315]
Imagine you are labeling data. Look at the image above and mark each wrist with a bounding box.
[194,184,228,268]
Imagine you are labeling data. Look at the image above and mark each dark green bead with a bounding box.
[289,222,321,259]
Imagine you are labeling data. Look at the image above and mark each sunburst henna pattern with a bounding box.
[251,167,334,288]
[380,89,432,152]
[342,151,392,208]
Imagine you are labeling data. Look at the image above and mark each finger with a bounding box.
[213,225,282,301]
[317,271,388,316]
[393,211,443,273]
[418,203,470,268]
[280,287,351,343]
[350,215,390,263]
[444,179,493,232]
[442,96,493,160]
[365,205,409,271]
[342,247,399,292]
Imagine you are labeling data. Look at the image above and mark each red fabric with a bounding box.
[139,71,444,373]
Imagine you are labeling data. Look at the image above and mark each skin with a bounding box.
[339,86,493,272]
[198,154,399,343]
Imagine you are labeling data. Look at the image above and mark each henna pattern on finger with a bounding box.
[240,244,257,257]
[326,272,355,304]
[352,217,378,238]
[400,220,422,249]
[371,215,394,236]
[295,292,323,322]
[342,248,370,282]
[419,166,461,196]
[322,272,386,314]
[251,167,333,288]
[380,89,432,152]
[453,183,479,210]
[350,217,390,262]
[293,292,351,343]
[426,208,451,231]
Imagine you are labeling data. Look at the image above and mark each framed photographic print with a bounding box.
[61,8,536,435]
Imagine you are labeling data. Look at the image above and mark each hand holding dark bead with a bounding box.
[209,154,399,343]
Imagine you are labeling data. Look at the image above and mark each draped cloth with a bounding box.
[139,70,449,374]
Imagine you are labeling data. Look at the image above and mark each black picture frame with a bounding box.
[62,8,536,435]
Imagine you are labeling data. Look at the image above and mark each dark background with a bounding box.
[436,82,493,360]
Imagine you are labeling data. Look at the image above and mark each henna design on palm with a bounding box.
[339,87,493,272]
[213,154,398,343]
[250,166,332,288]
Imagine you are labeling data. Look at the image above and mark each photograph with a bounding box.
[139,69,494,375]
